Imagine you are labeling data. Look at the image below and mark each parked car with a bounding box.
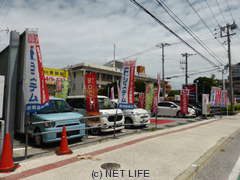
[28,98,85,146]
[157,101,196,117]
[66,95,124,133]
[174,101,202,117]
[111,99,150,128]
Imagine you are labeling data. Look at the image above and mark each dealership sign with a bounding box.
[180,89,189,114]
[85,73,100,115]
[23,30,49,113]
[118,60,136,109]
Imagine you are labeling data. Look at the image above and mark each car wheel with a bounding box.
[125,118,133,129]
[176,111,184,118]
[34,128,43,146]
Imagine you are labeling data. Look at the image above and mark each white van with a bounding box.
[111,99,150,128]
[66,95,124,133]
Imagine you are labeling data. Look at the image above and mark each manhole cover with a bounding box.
[101,163,121,170]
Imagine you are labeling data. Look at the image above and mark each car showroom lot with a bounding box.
[12,116,208,162]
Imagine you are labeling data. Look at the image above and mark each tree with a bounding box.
[168,90,180,97]
[193,76,220,102]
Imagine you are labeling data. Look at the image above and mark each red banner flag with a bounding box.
[85,73,100,116]
[138,93,145,108]
[180,89,189,114]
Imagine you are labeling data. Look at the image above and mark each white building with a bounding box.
[67,61,157,96]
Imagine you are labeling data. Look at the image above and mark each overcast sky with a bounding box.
[0,0,240,89]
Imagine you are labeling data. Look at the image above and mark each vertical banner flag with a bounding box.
[110,86,115,100]
[23,29,49,113]
[152,73,161,113]
[210,87,222,106]
[180,89,189,114]
[55,80,69,99]
[118,60,136,109]
[202,94,210,115]
[117,80,120,98]
[56,79,62,92]
[85,73,100,115]
[152,90,159,113]
[145,83,154,111]
[138,93,145,108]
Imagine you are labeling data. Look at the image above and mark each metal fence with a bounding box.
[23,112,151,159]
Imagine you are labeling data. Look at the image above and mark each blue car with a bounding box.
[28,98,85,146]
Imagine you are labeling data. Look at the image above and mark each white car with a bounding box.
[66,95,124,134]
[111,99,150,128]
[157,101,196,117]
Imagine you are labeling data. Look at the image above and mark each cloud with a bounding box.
[0,0,239,89]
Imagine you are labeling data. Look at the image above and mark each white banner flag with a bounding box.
[23,29,49,113]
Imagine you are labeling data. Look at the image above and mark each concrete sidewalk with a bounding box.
[1,115,240,180]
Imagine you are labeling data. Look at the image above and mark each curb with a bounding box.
[175,128,240,180]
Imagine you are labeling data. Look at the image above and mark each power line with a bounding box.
[185,0,227,53]
[166,67,219,79]
[129,0,221,68]
[225,0,234,22]
[204,0,221,27]
[215,0,227,23]
[154,0,225,66]
[114,41,181,61]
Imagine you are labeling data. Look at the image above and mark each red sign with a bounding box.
[183,84,197,103]
[85,73,100,115]
[180,89,189,114]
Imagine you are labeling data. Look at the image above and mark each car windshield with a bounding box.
[98,98,115,109]
[37,100,72,114]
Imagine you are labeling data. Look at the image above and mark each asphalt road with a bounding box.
[194,131,240,180]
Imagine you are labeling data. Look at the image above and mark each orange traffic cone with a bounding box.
[0,133,20,173]
[56,126,72,155]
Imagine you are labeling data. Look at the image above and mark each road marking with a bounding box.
[2,119,219,180]
[228,155,240,180]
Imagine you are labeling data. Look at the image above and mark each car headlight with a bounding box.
[44,121,55,128]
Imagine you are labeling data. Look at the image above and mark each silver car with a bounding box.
[157,101,196,117]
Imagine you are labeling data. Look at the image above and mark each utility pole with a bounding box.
[219,22,237,106]
[181,53,195,85]
[156,43,170,97]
